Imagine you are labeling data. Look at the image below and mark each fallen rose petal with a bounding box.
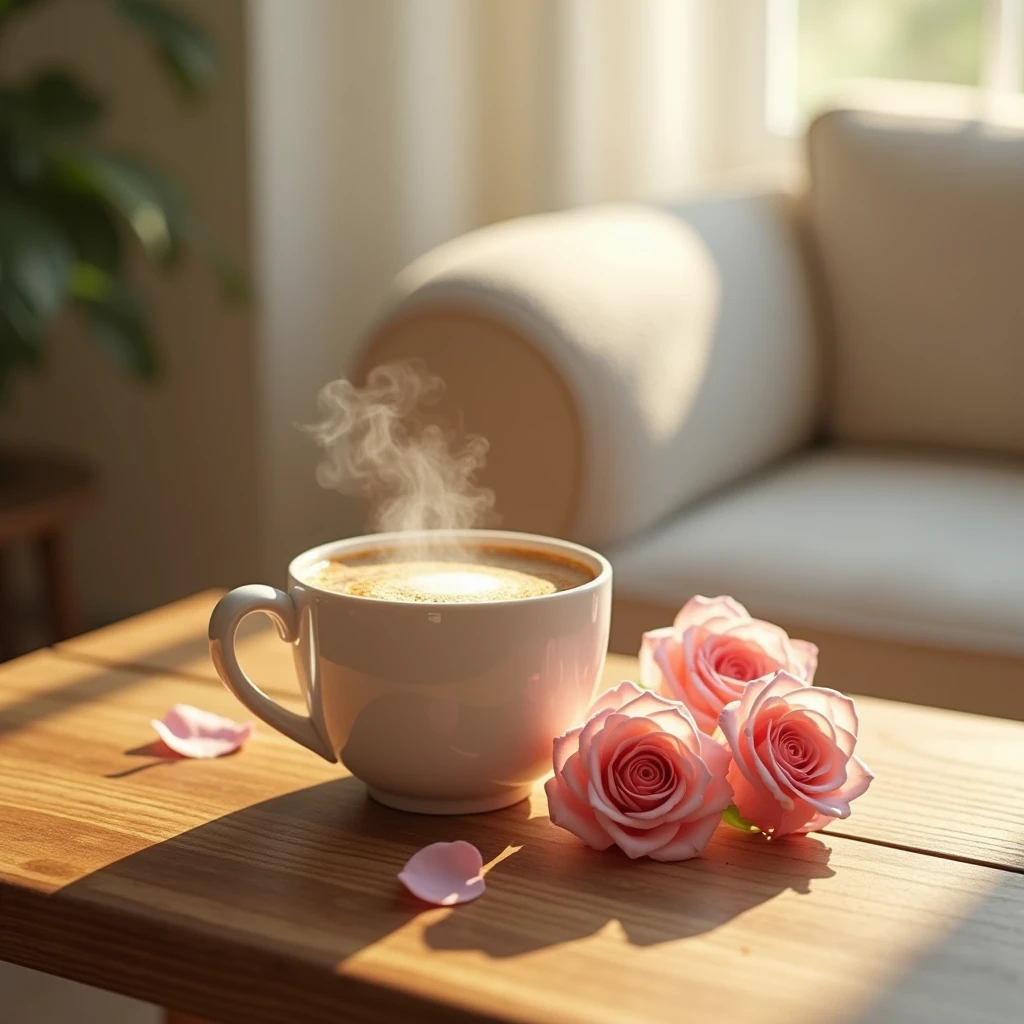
[398,841,486,905]
[151,704,254,759]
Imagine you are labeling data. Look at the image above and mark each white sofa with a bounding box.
[356,106,1024,720]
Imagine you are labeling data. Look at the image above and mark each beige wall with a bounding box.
[0,0,741,626]
[0,0,259,623]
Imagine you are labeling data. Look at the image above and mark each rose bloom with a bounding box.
[544,681,733,861]
[640,595,818,734]
[719,671,873,837]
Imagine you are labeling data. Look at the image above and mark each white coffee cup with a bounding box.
[209,529,612,814]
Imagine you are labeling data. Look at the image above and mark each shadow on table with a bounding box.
[0,657,155,740]
[423,811,835,956]
[848,870,1024,1024]
[58,610,277,686]
[65,774,834,963]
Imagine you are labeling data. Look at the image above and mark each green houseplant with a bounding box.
[0,0,243,393]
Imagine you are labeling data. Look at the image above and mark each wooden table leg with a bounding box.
[38,530,81,642]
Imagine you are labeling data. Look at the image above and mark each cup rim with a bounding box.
[288,528,611,607]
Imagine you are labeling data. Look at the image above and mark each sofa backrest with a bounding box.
[808,104,1024,455]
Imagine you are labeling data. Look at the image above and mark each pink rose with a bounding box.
[719,671,873,837]
[544,681,733,861]
[640,595,818,734]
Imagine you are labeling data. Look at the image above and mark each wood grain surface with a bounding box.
[57,592,1024,872]
[2,649,1023,1024]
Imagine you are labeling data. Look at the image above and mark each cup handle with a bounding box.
[209,584,337,762]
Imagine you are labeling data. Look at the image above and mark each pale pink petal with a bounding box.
[397,841,485,906]
[656,732,730,830]
[590,713,660,764]
[643,706,702,755]
[682,628,730,731]
[743,682,806,811]
[647,812,722,861]
[787,784,851,820]
[836,755,874,803]
[698,731,733,786]
[694,639,750,707]
[719,700,761,787]
[704,634,779,686]
[789,685,860,739]
[584,679,645,719]
[653,635,687,696]
[788,638,819,682]
[723,618,792,664]
[545,777,615,851]
[794,812,835,834]
[729,672,773,731]
[831,725,858,758]
[654,753,716,824]
[616,689,687,721]
[746,671,809,720]
[587,766,683,830]
[594,812,682,859]
[639,628,674,691]
[620,738,709,823]
[553,725,583,775]
[560,749,590,802]
[728,760,808,836]
[587,717,661,819]
[748,724,847,827]
[699,766,735,819]
[151,704,254,759]
[673,595,750,633]
[576,706,618,769]
[770,798,823,837]
[719,671,870,837]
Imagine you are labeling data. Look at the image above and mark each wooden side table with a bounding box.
[1,592,1022,1023]
[0,450,94,659]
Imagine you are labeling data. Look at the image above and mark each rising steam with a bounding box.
[305,361,495,536]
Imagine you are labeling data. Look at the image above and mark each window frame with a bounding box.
[755,0,1024,142]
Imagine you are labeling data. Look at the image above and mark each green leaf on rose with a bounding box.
[722,804,759,833]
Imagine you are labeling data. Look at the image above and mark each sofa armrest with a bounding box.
[357,193,820,548]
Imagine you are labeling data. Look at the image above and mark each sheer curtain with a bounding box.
[249,0,737,571]
[401,0,729,250]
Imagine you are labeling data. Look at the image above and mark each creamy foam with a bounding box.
[301,545,593,603]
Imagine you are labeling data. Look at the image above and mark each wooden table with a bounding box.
[0,451,95,658]
[2,591,1023,1023]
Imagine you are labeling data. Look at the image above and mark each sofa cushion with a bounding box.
[609,448,1024,657]
[808,105,1024,455]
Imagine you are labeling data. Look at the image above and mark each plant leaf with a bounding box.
[0,90,47,184]
[33,188,122,272]
[722,804,760,833]
[186,218,248,301]
[51,147,187,266]
[26,70,102,131]
[114,0,216,100]
[0,0,51,17]
[70,261,112,302]
[79,274,158,379]
[0,196,74,340]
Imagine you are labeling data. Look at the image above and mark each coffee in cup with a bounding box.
[300,543,594,603]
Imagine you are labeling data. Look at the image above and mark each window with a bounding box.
[765,0,1024,135]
